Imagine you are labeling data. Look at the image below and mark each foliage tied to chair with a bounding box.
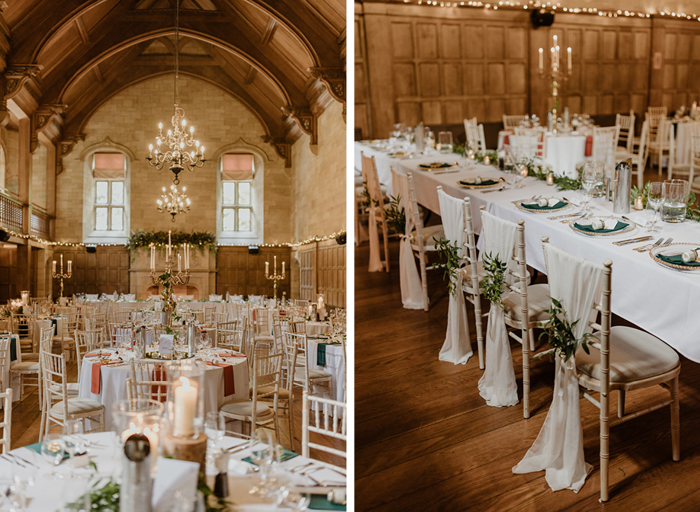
[384,195,406,234]
[536,296,598,362]
[127,230,218,256]
[434,236,461,296]
[480,252,508,308]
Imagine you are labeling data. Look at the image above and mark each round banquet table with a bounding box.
[0,431,347,511]
[306,321,332,336]
[543,133,586,178]
[78,349,249,429]
[674,120,693,165]
[307,337,346,408]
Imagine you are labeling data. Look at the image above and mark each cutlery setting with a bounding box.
[612,236,654,246]
[635,238,673,252]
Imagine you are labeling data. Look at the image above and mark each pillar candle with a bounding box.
[68,261,72,273]
[274,255,277,272]
[52,260,56,273]
[550,47,555,71]
[538,48,543,72]
[174,376,197,436]
[265,261,269,277]
[282,261,285,276]
[567,47,572,71]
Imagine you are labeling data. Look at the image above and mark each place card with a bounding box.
[159,334,174,355]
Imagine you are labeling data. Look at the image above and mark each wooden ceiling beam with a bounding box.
[132,54,217,66]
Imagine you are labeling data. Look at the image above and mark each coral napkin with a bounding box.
[208,362,235,395]
[91,362,103,394]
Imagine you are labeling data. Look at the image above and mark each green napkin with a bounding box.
[9,335,16,362]
[459,179,500,187]
[24,441,71,460]
[574,220,628,233]
[521,200,567,210]
[657,248,700,267]
[242,448,298,465]
[419,162,454,169]
[308,494,346,510]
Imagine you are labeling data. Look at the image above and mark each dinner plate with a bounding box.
[569,216,636,236]
[418,161,457,170]
[458,177,505,189]
[650,243,700,271]
[514,198,570,213]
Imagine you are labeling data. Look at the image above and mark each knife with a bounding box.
[612,236,653,246]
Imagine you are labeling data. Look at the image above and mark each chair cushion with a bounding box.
[294,368,332,381]
[576,326,680,383]
[220,400,272,418]
[11,361,39,371]
[502,283,552,324]
[410,225,445,251]
[256,385,289,400]
[50,398,104,418]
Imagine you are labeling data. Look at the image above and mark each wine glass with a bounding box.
[437,131,453,154]
[204,411,225,452]
[646,181,664,232]
[63,419,85,474]
[41,433,65,479]
[249,429,274,495]
[580,163,598,212]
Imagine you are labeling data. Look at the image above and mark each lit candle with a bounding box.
[168,230,172,259]
[178,253,181,272]
[546,173,554,186]
[265,261,269,277]
[550,47,555,71]
[282,261,285,277]
[555,45,560,71]
[52,260,56,273]
[567,47,572,71]
[553,35,557,47]
[60,254,63,272]
[274,255,277,273]
[68,260,72,273]
[634,195,644,210]
[151,245,155,271]
[174,376,197,436]
[538,48,543,72]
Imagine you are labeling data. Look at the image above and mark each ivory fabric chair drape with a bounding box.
[513,243,603,492]
[436,188,472,364]
[477,211,518,407]
[392,169,424,310]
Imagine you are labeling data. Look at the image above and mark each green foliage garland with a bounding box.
[453,144,498,164]
[537,296,598,362]
[630,181,700,222]
[480,252,507,307]
[385,195,406,234]
[434,236,461,296]
[522,158,582,191]
[127,231,217,255]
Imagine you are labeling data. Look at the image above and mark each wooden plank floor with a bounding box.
[355,238,700,512]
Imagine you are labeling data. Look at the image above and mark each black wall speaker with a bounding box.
[86,246,97,253]
[0,230,9,242]
[248,245,259,254]
[531,9,555,28]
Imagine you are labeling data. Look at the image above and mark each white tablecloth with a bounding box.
[0,431,346,512]
[78,352,249,429]
[674,120,692,165]
[307,339,345,405]
[306,322,331,336]
[393,158,700,363]
[544,134,586,178]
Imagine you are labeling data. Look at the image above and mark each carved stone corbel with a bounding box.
[31,104,66,151]
[262,135,292,168]
[281,106,317,146]
[308,67,345,105]
[56,133,85,175]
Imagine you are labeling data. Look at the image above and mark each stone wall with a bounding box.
[55,75,292,244]
[291,100,347,243]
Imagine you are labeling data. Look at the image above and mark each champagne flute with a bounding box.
[41,433,65,479]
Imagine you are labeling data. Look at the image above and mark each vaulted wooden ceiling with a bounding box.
[0,0,346,164]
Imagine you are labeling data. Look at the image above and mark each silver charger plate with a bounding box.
[650,242,700,271]
[569,216,637,237]
[514,198,571,213]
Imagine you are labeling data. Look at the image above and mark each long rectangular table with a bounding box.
[355,140,700,363]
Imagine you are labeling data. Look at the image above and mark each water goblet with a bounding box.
[204,411,226,452]
[41,433,65,479]
[437,131,453,154]
[63,419,85,474]
[646,181,664,232]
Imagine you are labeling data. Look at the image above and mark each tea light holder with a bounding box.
[20,291,30,307]
[483,155,491,165]
[634,195,644,210]
[112,399,165,446]
[546,173,555,186]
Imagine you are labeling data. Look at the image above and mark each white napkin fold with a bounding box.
[152,457,200,512]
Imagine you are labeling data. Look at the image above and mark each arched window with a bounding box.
[217,151,263,243]
[83,148,130,243]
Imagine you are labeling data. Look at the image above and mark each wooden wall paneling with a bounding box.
[298,244,316,302]
[355,10,373,140]
[216,247,292,299]
[317,240,346,308]
[0,245,18,303]
[52,246,130,298]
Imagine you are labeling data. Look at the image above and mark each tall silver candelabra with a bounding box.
[52,254,72,299]
[150,231,191,326]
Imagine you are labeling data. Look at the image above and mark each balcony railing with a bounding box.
[0,191,22,232]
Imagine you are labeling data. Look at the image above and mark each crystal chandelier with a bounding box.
[146,0,205,184]
[157,184,191,222]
